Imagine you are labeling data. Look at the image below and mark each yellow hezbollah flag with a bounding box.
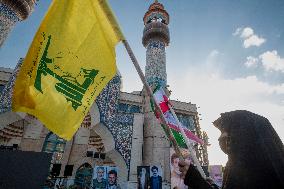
[12,0,124,140]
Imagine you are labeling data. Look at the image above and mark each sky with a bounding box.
[0,0,284,165]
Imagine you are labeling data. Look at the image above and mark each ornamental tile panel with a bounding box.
[96,75,134,168]
[145,40,167,87]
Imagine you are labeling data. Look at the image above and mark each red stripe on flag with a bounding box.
[159,101,170,113]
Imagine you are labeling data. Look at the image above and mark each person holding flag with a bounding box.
[179,110,284,189]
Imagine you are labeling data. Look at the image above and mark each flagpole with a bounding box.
[168,105,206,178]
[122,39,184,160]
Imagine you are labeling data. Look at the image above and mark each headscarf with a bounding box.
[213,110,284,189]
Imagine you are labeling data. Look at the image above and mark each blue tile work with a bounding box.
[117,112,134,126]
[96,75,135,168]
[176,113,196,131]
[118,103,141,114]
[0,3,20,46]
[115,122,133,166]
[145,40,167,87]
[0,59,23,114]
[96,75,121,126]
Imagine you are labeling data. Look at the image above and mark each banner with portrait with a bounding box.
[170,148,192,189]
[93,166,107,189]
[149,165,162,189]
[93,166,120,189]
[137,166,150,189]
[209,165,223,188]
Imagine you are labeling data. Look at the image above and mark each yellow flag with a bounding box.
[12,0,124,140]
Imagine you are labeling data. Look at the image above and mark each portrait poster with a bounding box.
[106,166,120,188]
[93,166,107,189]
[209,165,223,188]
[137,166,150,189]
[170,148,191,189]
[149,165,162,189]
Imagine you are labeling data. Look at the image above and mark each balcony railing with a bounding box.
[142,21,170,46]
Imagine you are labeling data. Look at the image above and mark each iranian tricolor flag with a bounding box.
[152,86,204,148]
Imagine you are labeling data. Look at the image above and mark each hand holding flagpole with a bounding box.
[168,105,206,178]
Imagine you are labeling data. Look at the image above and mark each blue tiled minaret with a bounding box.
[142,1,170,88]
[142,1,171,187]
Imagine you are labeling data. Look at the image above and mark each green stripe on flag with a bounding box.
[161,124,188,149]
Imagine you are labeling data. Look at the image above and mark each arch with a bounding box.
[89,102,100,129]
[91,123,128,187]
[74,163,93,189]
[92,123,115,153]
[88,100,128,186]
[74,102,100,145]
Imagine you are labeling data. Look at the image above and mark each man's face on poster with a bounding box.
[210,166,223,187]
[108,173,116,185]
[97,168,104,180]
[213,172,222,186]
[152,168,158,177]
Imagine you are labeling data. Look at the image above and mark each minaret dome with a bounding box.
[142,1,170,47]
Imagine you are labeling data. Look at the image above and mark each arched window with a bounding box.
[74,163,93,189]
[42,132,66,163]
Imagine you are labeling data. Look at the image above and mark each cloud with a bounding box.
[233,27,266,48]
[244,56,259,68]
[208,50,220,58]
[240,27,254,38]
[168,70,284,165]
[259,50,284,72]
[243,35,266,48]
[232,27,242,36]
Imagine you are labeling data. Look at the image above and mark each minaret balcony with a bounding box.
[1,0,36,20]
[142,21,170,47]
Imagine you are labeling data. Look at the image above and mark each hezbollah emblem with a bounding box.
[34,35,99,110]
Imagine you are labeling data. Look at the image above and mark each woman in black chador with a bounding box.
[179,110,284,189]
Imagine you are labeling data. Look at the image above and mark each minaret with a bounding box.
[142,1,171,187]
[0,0,36,47]
[143,1,170,88]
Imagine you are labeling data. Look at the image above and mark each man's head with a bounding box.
[151,166,159,177]
[108,170,118,186]
[96,167,105,181]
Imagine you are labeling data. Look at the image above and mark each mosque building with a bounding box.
[0,1,208,188]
